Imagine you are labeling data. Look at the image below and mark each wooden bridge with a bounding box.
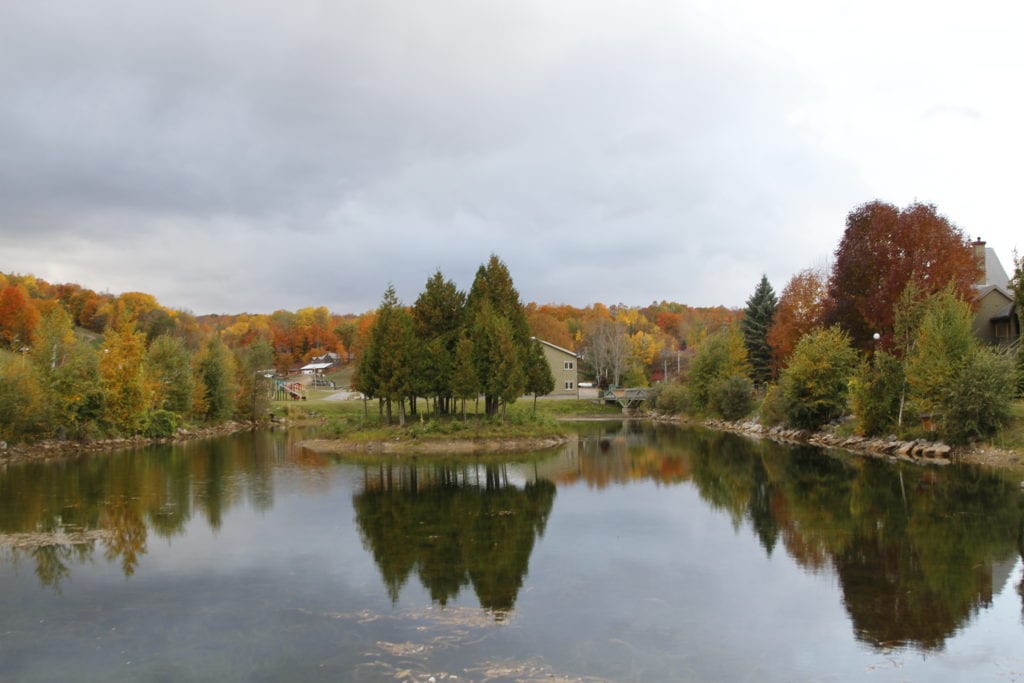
[601,387,651,409]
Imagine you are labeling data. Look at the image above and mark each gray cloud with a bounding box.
[1,1,1018,314]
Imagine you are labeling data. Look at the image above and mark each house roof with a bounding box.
[300,362,333,371]
[975,283,1015,303]
[532,337,578,357]
[979,246,1011,289]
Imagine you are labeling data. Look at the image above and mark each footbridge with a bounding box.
[601,387,651,409]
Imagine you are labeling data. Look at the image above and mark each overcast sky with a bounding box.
[1,1,1021,315]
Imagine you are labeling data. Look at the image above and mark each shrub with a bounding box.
[939,348,1015,444]
[709,374,754,421]
[653,382,689,414]
[779,326,857,431]
[686,327,749,413]
[143,409,180,438]
[758,383,788,427]
[849,351,904,436]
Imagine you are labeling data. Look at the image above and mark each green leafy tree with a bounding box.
[686,326,750,414]
[195,336,237,422]
[0,351,45,441]
[234,338,274,423]
[905,288,1015,442]
[904,288,975,421]
[849,351,904,436]
[146,334,194,415]
[741,275,777,385]
[778,326,857,430]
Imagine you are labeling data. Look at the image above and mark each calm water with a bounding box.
[1,423,1022,682]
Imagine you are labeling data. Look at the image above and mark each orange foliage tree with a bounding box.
[767,269,827,372]
[0,284,41,349]
[824,201,980,350]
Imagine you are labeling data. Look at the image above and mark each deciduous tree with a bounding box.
[767,269,826,372]
[824,201,979,350]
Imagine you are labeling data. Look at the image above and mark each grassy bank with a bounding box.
[272,395,623,442]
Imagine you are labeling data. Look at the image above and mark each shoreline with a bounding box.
[652,413,1024,474]
[299,434,573,456]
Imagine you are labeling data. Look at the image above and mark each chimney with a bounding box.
[971,237,987,284]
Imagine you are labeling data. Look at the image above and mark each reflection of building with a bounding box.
[971,239,1020,346]
[533,338,579,396]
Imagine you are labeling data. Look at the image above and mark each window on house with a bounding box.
[565,381,574,390]
[564,361,574,370]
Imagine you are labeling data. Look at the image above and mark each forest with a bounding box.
[1,199,1022,448]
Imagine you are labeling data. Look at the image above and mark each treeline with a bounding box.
[655,200,1024,445]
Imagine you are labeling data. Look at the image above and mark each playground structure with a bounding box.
[275,380,307,401]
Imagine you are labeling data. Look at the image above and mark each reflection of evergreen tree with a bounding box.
[353,463,556,617]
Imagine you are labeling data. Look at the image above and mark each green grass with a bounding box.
[271,395,623,441]
[987,399,1024,452]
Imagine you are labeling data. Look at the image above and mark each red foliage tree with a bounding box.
[824,201,980,350]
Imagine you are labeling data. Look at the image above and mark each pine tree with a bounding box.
[741,275,777,386]
[412,270,465,414]
[360,285,416,425]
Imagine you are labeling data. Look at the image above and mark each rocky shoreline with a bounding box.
[0,421,257,466]
[686,416,1024,471]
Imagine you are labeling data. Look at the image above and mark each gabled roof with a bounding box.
[532,337,578,357]
[974,283,1015,303]
[979,246,1011,289]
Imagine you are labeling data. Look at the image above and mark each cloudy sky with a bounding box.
[1,1,1021,315]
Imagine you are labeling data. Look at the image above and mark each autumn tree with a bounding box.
[580,319,630,387]
[767,268,827,372]
[234,338,274,423]
[824,201,979,350]
[145,335,194,415]
[0,351,45,440]
[99,323,149,434]
[741,275,777,385]
[0,284,41,350]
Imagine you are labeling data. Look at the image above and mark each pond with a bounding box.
[0,422,1022,682]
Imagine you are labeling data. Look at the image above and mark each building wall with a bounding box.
[539,342,578,396]
[973,289,1014,345]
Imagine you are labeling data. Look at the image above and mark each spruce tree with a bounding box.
[741,275,777,386]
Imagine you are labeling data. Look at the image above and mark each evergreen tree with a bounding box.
[360,285,416,425]
[450,335,479,420]
[741,275,777,385]
[465,255,531,416]
[412,270,465,414]
[525,338,556,414]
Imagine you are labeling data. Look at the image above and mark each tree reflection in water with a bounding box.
[352,462,555,619]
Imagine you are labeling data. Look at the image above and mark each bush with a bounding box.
[758,383,788,427]
[849,351,904,436]
[653,383,689,414]
[939,348,1015,444]
[143,409,180,438]
[709,374,754,421]
[779,326,857,431]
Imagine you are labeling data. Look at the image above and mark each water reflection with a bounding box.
[0,429,301,590]
[0,424,1021,654]
[352,462,556,619]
